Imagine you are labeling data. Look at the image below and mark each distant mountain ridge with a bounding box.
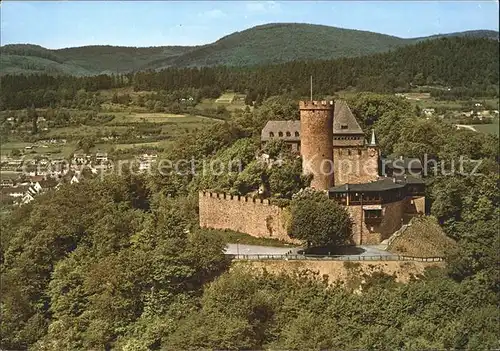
[413,29,499,41]
[0,23,498,76]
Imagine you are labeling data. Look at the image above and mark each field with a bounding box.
[197,93,248,112]
[215,92,236,104]
[470,122,499,136]
[109,112,214,124]
[399,92,431,100]
[1,112,220,160]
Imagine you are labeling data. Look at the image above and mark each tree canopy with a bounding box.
[288,189,353,247]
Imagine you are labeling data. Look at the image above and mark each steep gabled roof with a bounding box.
[260,100,364,141]
[329,175,425,193]
[333,100,364,135]
[261,120,300,141]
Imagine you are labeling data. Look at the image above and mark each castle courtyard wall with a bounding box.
[200,192,422,246]
[198,191,299,244]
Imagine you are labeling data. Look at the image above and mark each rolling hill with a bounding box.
[0,23,498,75]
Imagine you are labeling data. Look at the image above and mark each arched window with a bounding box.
[278,131,283,137]
[295,131,300,137]
[286,131,291,137]
[347,149,351,156]
[269,132,274,137]
[357,149,362,156]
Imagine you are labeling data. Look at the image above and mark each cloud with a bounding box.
[198,9,226,19]
[245,1,281,14]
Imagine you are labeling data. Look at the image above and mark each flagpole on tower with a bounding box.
[310,75,313,101]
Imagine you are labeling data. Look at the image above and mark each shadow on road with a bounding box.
[297,246,366,256]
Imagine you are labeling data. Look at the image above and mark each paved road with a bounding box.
[225,244,295,255]
[225,244,392,258]
[455,124,477,132]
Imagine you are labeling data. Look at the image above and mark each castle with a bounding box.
[199,100,425,245]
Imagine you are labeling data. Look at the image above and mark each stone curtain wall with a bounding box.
[199,191,299,244]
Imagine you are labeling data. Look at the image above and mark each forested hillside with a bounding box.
[1,36,497,110]
[0,44,193,76]
[133,37,499,96]
[143,23,410,69]
[0,23,497,75]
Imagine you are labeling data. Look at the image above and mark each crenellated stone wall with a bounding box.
[199,191,424,246]
[198,191,299,244]
[333,146,380,185]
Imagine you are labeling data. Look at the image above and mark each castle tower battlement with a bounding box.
[299,100,335,190]
[299,100,334,109]
[199,191,272,205]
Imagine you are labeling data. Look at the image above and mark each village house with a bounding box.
[1,185,29,200]
[137,153,158,172]
[72,153,91,165]
[1,179,15,187]
[95,152,109,163]
[70,173,82,184]
[422,108,435,117]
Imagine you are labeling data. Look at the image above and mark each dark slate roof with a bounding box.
[261,120,300,141]
[383,157,423,169]
[329,175,424,193]
[0,185,30,195]
[30,175,44,183]
[260,100,364,141]
[332,100,364,135]
[395,175,425,184]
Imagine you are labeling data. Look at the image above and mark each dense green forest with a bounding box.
[1,36,498,111]
[146,24,499,69]
[1,93,499,350]
[0,23,497,75]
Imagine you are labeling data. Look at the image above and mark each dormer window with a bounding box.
[269,132,274,137]
[286,131,291,137]
[278,132,283,137]
[341,124,348,130]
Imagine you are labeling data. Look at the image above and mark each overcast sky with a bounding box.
[1,1,498,49]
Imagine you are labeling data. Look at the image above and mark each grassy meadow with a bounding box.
[469,119,500,136]
[1,110,221,160]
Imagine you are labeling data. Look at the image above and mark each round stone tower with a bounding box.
[299,100,335,190]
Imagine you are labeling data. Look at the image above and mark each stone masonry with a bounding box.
[333,146,379,185]
[299,100,334,190]
[198,191,300,244]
